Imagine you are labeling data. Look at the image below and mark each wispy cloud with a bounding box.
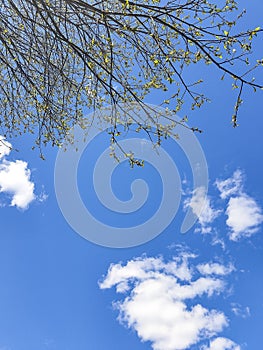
[215,170,243,200]
[231,303,250,319]
[197,263,235,276]
[100,253,238,350]
[216,170,263,241]
[184,186,221,234]
[0,136,35,210]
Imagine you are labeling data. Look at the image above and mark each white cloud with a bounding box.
[215,170,243,200]
[0,136,12,159]
[184,186,221,234]
[226,195,263,241]
[100,254,236,350]
[216,170,263,241]
[211,236,226,251]
[0,159,35,209]
[0,136,35,210]
[197,263,235,276]
[203,337,240,350]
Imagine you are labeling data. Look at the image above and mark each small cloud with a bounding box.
[231,303,250,319]
[100,253,235,350]
[215,170,243,200]
[0,136,36,210]
[216,170,263,241]
[0,159,35,210]
[203,337,240,350]
[0,136,12,159]
[184,186,221,234]
[197,263,235,276]
[226,195,263,241]
[211,236,226,251]
[37,189,48,203]
[43,338,56,349]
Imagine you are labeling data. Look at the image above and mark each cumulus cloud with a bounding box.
[0,136,35,210]
[99,254,237,350]
[226,195,263,241]
[184,186,221,234]
[216,170,263,241]
[203,337,240,350]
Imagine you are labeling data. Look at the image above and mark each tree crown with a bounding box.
[0,0,262,158]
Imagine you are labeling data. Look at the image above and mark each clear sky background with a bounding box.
[0,1,263,350]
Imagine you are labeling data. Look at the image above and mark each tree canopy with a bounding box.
[0,0,262,157]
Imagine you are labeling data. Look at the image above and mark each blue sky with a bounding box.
[0,1,263,350]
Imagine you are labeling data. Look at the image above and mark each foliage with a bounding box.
[0,0,262,157]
